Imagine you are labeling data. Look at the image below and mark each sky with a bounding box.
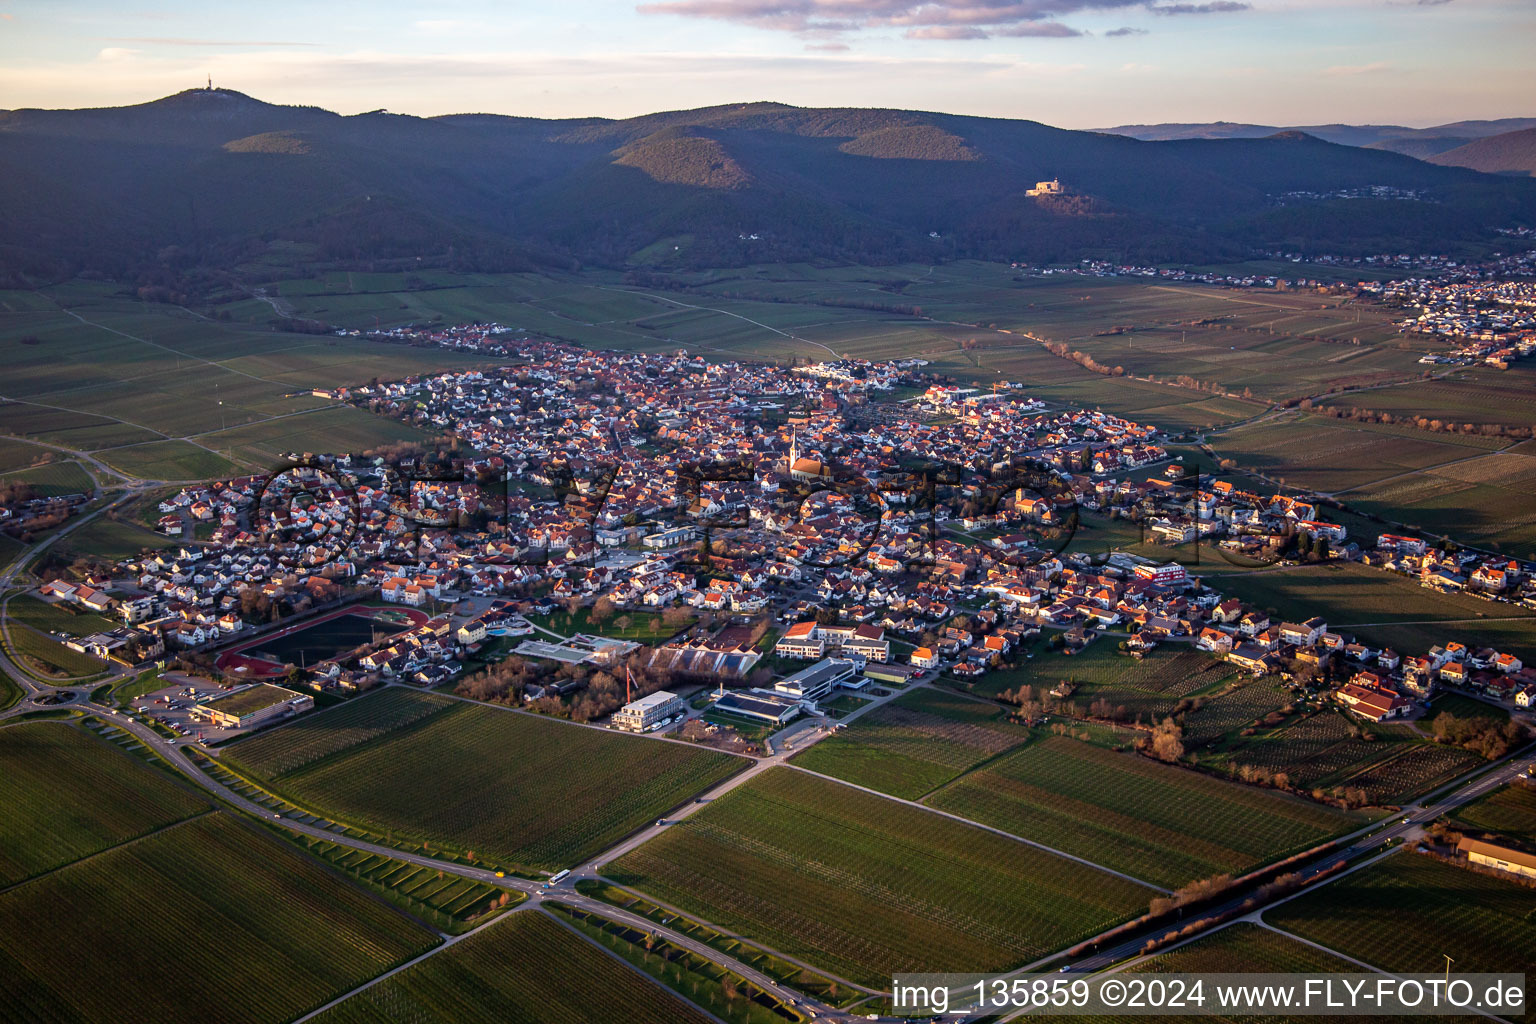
[0,0,1532,128]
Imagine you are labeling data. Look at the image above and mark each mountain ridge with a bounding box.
[1,89,1532,288]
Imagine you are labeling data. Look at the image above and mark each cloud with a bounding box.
[805,40,852,48]
[1147,1,1248,13]
[103,37,319,47]
[1323,60,1392,75]
[96,47,140,62]
[413,20,471,32]
[634,0,1223,41]
[905,19,1080,38]
[1105,25,1148,34]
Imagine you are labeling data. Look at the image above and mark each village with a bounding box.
[20,333,1536,766]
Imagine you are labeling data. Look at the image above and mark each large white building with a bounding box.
[612,690,683,732]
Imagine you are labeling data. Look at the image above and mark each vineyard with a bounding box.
[0,722,208,886]
[311,909,715,1024]
[1215,709,1481,801]
[237,699,743,870]
[1069,923,1358,1024]
[790,687,1028,799]
[1181,681,1290,745]
[928,737,1365,889]
[608,767,1151,986]
[0,813,438,1024]
[1267,852,1536,976]
[289,835,520,933]
[1453,782,1536,848]
[4,623,107,679]
[220,687,457,778]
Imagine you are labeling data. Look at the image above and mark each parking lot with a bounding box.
[130,680,247,744]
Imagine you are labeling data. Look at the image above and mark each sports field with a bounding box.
[0,722,209,886]
[789,687,1028,799]
[927,736,1368,889]
[608,766,1152,986]
[1266,852,1536,976]
[221,688,743,870]
[310,909,716,1024]
[0,812,438,1024]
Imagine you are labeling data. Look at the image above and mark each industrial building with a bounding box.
[198,683,313,730]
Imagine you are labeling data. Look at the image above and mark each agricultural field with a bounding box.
[96,439,241,481]
[5,593,116,635]
[1451,782,1536,850]
[220,687,459,776]
[3,622,107,678]
[928,736,1367,889]
[0,812,438,1024]
[0,458,95,497]
[608,766,1152,986]
[1214,709,1483,803]
[0,285,489,479]
[287,833,521,933]
[789,687,1028,799]
[1266,852,1536,976]
[1318,365,1536,430]
[310,909,716,1024]
[1207,412,1536,553]
[1181,679,1294,746]
[1067,923,1371,1024]
[1210,562,1536,661]
[969,643,1234,726]
[221,688,743,870]
[0,721,209,886]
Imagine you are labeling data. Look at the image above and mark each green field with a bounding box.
[1212,708,1483,803]
[527,606,695,643]
[0,670,20,712]
[1208,412,1536,553]
[790,687,1028,799]
[97,439,241,481]
[0,812,438,1024]
[1068,923,1365,1024]
[1266,852,1536,976]
[0,721,209,886]
[927,736,1368,889]
[3,622,107,678]
[1452,782,1536,850]
[6,593,116,635]
[221,688,743,870]
[1211,562,1536,661]
[311,909,715,1024]
[967,643,1235,726]
[0,458,95,496]
[609,766,1151,986]
[288,833,521,933]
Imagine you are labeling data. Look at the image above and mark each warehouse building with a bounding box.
[713,689,803,725]
[198,683,313,730]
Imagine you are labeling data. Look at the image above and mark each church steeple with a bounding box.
[787,426,798,472]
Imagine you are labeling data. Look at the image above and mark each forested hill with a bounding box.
[2,89,1533,287]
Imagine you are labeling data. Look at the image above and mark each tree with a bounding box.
[1150,718,1185,762]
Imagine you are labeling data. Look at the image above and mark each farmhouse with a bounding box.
[198,683,313,730]
[1335,682,1410,722]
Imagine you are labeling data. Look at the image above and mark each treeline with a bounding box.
[1301,398,1536,439]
